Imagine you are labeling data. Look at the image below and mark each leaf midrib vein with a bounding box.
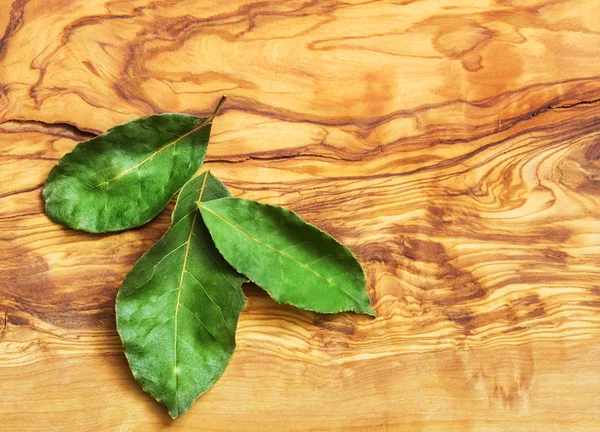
[173,173,209,414]
[106,118,211,184]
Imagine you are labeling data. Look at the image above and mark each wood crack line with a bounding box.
[549,97,600,110]
[0,119,98,140]
[0,311,7,337]
[206,152,355,164]
[525,97,600,120]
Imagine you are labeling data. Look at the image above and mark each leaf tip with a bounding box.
[361,305,376,317]
[166,399,185,419]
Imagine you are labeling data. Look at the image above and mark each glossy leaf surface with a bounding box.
[43,97,226,233]
[116,172,246,418]
[198,198,375,316]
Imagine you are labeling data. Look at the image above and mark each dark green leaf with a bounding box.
[116,172,246,418]
[42,96,227,233]
[198,198,375,316]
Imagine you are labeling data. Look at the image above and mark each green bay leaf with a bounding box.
[42,97,227,233]
[198,198,375,316]
[116,172,245,419]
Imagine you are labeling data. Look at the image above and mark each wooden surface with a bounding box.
[2,0,600,430]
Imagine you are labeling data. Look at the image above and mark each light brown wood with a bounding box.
[2,0,600,430]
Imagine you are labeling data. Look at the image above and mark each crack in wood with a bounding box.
[0,119,98,140]
[206,152,354,164]
[550,98,600,110]
[0,311,7,337]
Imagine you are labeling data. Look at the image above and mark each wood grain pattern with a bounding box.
[1,0,600,430]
